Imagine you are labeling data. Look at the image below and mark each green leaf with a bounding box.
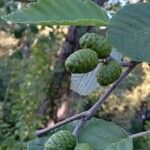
[27,118,132,150]
[78,118,130,150]
[2,0,109,26]
[27,139,44,150]
[108,3,150,62]
[105,137,133,150]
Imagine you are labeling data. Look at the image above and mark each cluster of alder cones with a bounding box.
[65,33,122,86]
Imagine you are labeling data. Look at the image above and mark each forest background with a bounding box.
[0,0,149,149]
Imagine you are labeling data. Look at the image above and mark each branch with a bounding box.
[130,130,150,139]
[121,61,134,67]
[73,61,139,137]
[36,61,139,137]
[36,112,87,137]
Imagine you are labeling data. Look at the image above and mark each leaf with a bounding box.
[27,139,43,150]
[27,118,132,150]
[78,118,130,150]
[105,137,133,150]
[108,3,150,62]
[2,0,109,26]
[70,64,102,96]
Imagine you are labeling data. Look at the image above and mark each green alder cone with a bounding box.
[74,143,93,150]
[44,130,76,150]
[65,49,99,73]
[79,33,111,59]
[97,60,122,86]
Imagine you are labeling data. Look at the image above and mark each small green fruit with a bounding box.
[97,60,122,86]
[65,49,99,73]
[74,143,93,150]
[44,130,76,150]
[80,33,111,59]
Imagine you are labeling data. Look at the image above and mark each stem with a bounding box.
[73,119,84,136]
[99,59,133,68]
[36,112,87,136]
[130,130,150,139]
[73,61,139,137]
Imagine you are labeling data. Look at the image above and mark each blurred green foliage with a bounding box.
[0,47,52,149]
[0,8,65,148]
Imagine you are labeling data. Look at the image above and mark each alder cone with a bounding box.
[44,130,76,150]
[97,60,122,86]
[65,49,99,73]
[80,33,111,59]
[74,143,93,150]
